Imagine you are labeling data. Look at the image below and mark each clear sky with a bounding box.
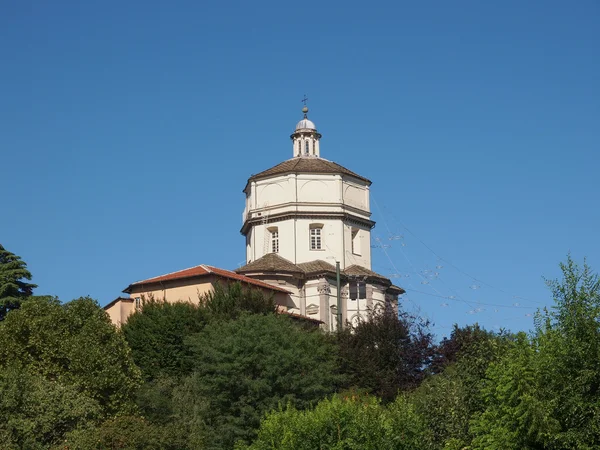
[2,1,598,337]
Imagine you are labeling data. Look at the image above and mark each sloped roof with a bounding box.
[236,255,403,292]
[345,265,406,294]
[345,265,390,282]
[235,254,303,274]
[124,264,290,294]
[297,260,338,276]
[248,158,371,185]
[389,284,405,294]
[103,296,133,310]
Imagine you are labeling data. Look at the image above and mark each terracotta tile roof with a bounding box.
[248,158,371,185]
[389,284,405,294]
[344,265,406,294]
[124,264,290,294]
[236,256,402,292]
[235,254,303,274]
[297,260,338,276]
[344,265,388,280]
[236,255,338,278]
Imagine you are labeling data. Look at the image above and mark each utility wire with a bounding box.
[372,197,544,306]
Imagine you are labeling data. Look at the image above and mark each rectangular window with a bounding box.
[351,228,361,255]
[134,297,141,310]
[271,230,279,253]
[310,227,322,250]
[349,282,366,300]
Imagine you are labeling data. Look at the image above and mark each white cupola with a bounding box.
[291,106,322,158]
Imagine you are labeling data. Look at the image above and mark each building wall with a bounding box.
[127,277,215,304]
[105,276,293,327]
[244,172,372,269]
[105,299,135,327]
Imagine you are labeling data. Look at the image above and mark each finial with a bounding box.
[301,95,309,117]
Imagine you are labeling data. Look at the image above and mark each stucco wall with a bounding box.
[244,172,373,270]
[106,276,294,327]
[248,174,369,213]
[127,277,215,304]
[105,299,135,327]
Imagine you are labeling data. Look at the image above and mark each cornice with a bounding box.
[240,210,375,235]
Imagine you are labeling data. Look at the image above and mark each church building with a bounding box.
[104,105,403,329]
[235,106,403,330]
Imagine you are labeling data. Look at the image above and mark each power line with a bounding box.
[372,197,545,306]
[404,288,537,309]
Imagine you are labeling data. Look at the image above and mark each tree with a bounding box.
[470,333,551,450]
[0,364,101,450]
[199,281,278,321]
[411,326,515,449]
[337,308,434,402]
[0,296,141,419]
[177,313,344,449]
[122,299,208,381]
[0,244,36,320]
[430,323,507,374]
[122,282,277,381]
[471,256,600,449]
[241,394,429,450]
[61,415,186,450]
[534,256,600,447]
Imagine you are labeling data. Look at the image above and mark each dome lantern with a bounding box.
[291,105,322,158]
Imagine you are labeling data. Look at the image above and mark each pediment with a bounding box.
[306,303,319,315]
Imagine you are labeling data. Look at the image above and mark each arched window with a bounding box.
[305,140,309,155]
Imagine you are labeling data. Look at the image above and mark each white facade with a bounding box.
[243,173,372,269]
[242,108,374,270]
[238,107,402,330]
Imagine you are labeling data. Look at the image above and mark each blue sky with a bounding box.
[2,1,598,337]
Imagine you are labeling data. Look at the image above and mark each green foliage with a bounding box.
[122,282,277,382]
[411,325,514,449]
[0,364,101,449]
[0,243,37,320]
[534,256,600,447]
[200,281,277,321]
[179,313,343,449]
[337,309,434,402]
[470,333,553,450]
[60,415,186,450]
[430,323,506,373]
[0,296,141,418]
[241,394,429,450]
[122,299,208,380]
[4,254,597,449]
[471,256,600,449]
[135,375,180,425]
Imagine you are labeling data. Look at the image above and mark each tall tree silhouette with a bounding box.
[0,244,36,320]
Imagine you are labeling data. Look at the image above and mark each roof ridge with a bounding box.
[247,157,371,185]
[133,264,206,284]
[200,264,213,274]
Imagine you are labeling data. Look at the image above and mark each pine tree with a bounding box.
[0,244,37,320]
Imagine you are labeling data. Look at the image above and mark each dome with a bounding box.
[295,118,316,130]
